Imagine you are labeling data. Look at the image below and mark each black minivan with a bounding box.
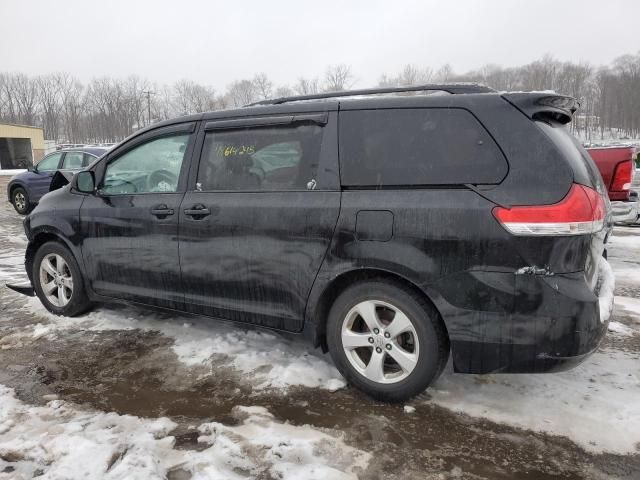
[18,84,614,402]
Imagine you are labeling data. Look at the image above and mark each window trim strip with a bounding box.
[205,112,328,131]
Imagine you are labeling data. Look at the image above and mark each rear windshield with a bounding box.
[339,108,508,186]
[536,121,604,192]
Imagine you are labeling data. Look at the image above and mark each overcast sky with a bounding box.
[1,0,638,90]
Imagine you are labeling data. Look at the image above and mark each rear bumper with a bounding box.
[611,200,639,225]
[444,261,614,375]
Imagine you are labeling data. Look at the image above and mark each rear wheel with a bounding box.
[11,187,31,215]
[32,241,91,316]
[327,280,448,402]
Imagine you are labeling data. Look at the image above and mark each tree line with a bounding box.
[1,53,639,144]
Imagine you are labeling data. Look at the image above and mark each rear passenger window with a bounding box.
[339,108,507,186]
[61,152,84,170]
[197,124,323,191]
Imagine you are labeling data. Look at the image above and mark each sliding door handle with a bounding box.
[184,205,211,218]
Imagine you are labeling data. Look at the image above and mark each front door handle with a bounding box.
[151,204,175,218]
[184,205,211,218]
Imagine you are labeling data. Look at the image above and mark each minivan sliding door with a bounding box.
[178,112,340,331]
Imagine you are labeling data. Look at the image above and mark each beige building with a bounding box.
[0,122,45,171]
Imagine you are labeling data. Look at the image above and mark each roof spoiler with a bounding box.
[501,92,578,125]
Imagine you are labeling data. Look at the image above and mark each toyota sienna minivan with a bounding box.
[14,84,614,402]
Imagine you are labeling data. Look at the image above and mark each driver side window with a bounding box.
[101,134,190,195]
[36,153,62,172]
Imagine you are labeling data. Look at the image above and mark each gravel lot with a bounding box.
[0,175,639,479]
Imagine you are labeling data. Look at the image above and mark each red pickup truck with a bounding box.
[586,146,639,224]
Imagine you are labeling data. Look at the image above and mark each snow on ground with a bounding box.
[430,343,640,454]
[23,297,346,393]
[0,169,26,176]
[0,385,368,479]
[615,296,640,323]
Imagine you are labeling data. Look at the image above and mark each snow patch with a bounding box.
[608,321,635,336]
[597,256,615,323]
[429,344,640,454]
[0,385,369,479]
[23,297,346,392]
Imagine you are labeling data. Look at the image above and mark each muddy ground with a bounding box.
[0,175,639,479]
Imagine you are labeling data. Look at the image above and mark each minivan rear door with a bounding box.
[178,112,340,331]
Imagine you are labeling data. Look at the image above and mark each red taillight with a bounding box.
[492,183,605,236]
[611,160,632,192]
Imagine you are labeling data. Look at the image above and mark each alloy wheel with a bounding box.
[39,253,74,307]
[341,299,420,384]
[14,192,26,212]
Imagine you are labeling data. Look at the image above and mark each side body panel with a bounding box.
[306,188,606,374]
[178,111,341,331]
[23,186,87,282]
[179,191,340,330]
[78,192,186,308]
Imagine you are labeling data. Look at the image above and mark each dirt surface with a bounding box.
[0,176,639,479]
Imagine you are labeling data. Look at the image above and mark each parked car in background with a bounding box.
[7,147,110,214]
[586,146,639,224]
[14,85,613,402]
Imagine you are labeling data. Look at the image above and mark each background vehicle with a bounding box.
[7,147,109,214]
[586,146,639,224]
[17,85,613,402]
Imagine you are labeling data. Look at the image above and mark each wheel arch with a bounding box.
[26,229,82,285]
[306,267,450,353]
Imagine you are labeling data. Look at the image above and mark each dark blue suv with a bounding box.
[7,147,109,214]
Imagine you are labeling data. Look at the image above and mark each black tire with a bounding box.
[32,241,92,316]
[326,279,449,403]
[11,187,31,215]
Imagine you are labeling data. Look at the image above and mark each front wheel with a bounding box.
[11,187,31,215]
[32,241,92,316]
[327,280,448,402]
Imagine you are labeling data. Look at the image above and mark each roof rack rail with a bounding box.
[249,83,494,106]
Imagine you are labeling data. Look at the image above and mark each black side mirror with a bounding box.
[27,164,35,172]
[76,171,96,193]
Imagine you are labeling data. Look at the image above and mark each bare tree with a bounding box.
[274,85,294,98]
[293,77,320,95]
[4,52,640,145]
[323,64,354,92]
[12,73,40,125]
[58,73,84,143]
[226,79,256,107]
[378,64,433,87]
[37,74,63,139]
[253,73,273,100]
[434,64,453,82]
[173,80,216,114]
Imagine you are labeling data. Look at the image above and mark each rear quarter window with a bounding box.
[339,108,507,186]
[536,121,604,192]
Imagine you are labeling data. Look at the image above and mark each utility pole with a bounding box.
[143,90,155,126]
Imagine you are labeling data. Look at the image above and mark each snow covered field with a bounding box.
[0,174,638,479]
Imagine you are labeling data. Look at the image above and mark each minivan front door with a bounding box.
[79,123,196,309]
[178,113,340,331]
